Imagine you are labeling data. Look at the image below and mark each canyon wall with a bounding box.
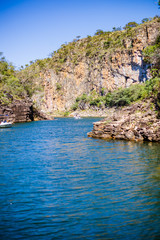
[39,20,159,113]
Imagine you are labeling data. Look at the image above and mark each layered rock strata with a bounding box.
[40,20,159,113]
[0,100,33,123]
[88,100,160,142]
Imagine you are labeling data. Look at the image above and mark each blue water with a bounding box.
[0,118,160,240]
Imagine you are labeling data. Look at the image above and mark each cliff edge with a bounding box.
[88,96,160,142]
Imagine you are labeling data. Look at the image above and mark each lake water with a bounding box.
[0,118,160,239]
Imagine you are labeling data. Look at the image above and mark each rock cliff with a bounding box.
[36,19,159,113]
[1,19,159,122]
[87,99,160,142]
[0,100,50,123]
[0,100,33,123]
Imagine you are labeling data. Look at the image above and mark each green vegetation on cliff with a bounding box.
[0,16,160,117]
[18,17,159,75]
[0,54,44,106]
[70,21,160,112]
[46,17,159,72]
[71,77,160,111]
[0,55,27,104]
[143,34,160,74]
[70,27,160,112]
[104,77,160,108]
[16,60,44,97]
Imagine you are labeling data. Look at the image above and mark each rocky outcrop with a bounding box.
[39,20,160,113]
[0,99,33,123]
[87,100,160,142]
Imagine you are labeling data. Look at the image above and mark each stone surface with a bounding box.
[36,20,160,113]
[87,100,160,142]
[0,99,33,123]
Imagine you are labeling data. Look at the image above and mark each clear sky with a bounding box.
[0,0,159,68]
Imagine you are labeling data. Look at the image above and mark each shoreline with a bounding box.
[42,108,117,119]
[87,100,160,142]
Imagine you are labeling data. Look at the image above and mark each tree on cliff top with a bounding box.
[95,29,104,35]
[123,21,138,30]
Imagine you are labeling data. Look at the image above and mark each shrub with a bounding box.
[105,84,146,107]
[95,29,104,35]
[90,98,101,106]
[81,93,88,102]
[143,45,157,63]
[86,49,92,57]
[123,22,138,30]
[76,97,81,102]
[0,57,28,103]
[104,40,111,49]
[72,102,79,110]
[142,18,150,23]
[64,111,70,117]
[101,88,105,96]
[144,77,160,96]
[143,35,160,69]
[104,78,160,107]
[56,83,62,90]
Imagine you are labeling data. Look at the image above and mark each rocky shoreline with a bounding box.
[87,99,160,142]
[0,100,49,123]
[0,100,33,123]
[1,97,160,143]
[0,102,110,123]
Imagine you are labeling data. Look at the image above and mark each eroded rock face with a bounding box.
[87,100,160,142]
[0,99,33,123]
[39,21,159,113]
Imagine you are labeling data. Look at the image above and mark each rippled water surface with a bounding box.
[0,118,160,239]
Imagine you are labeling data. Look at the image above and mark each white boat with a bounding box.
[74,114,81,119]
[0,122,12,128]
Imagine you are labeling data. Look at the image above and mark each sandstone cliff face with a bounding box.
[0,99,33,123]
[38,20,159,113]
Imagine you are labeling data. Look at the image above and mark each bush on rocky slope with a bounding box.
[0,56,27,104]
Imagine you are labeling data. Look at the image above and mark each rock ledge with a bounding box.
[88,100,160,142]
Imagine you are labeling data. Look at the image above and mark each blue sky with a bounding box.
[0,0,159,68]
